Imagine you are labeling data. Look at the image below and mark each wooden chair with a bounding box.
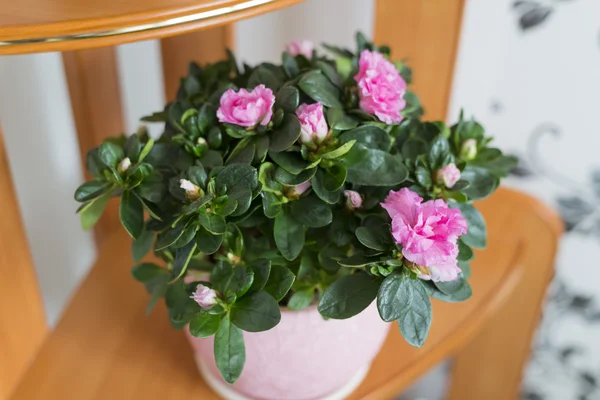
[0,1,563,399]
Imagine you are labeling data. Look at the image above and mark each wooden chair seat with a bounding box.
[7,188,561,400]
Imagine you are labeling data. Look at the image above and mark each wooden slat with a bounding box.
[8,188,555,400]
[161,25,234,101]
[62,47,124,245]
[0,124,47,400]
[447,192,562,400]
[374,0,465,120]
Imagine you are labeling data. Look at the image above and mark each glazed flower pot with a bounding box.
[185,302,390,400]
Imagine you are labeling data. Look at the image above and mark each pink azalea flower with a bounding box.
[296,103,329,145]
[285,40,314,58]
[381,188,468,282]
[436,163,461,188]
[217,84,275,127]
[344,190,363,209]
[190,284,218,309]
[354,50,407,124]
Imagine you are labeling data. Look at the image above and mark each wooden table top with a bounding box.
[0,0,305,55]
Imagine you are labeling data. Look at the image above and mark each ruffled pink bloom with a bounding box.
[217,84,275,127]
[296,103,328,145]
[381,188,468,282]
[344,190,363,209]
[190,284,218,309]
[354,50,407,124]
[285,40,314,58]
[436,163,461,188]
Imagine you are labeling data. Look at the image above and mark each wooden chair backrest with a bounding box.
[0,1,466,396]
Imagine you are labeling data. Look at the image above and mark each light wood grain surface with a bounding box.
[8,188,561,400]
[0,0,305,55]
[0,125,47,399]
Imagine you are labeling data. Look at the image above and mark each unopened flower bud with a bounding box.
[118,157,131,173]
[343,190,363,210]
[296,103,329,146]
[286,181,311,200]
[435,163,461,188]
[180,179,201,201]
[460,139,477,160]
[285,40,314,58]
[190,284,217,309]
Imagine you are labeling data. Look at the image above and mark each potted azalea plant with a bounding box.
[74,33,515,400]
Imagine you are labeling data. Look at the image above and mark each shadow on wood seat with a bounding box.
[6,188,562,400]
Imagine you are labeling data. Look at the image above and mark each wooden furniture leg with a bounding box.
[0,124,47,400]
[62,47,125,246]
[448,193,562,400]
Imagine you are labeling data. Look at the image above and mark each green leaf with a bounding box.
[119,191,144,239]
[457,239,474,262]
[337,255,374,268]
[321,165,346,191]
[415,166,433,188]
[269,114,301,152]
[132,224,155,261]
[268,150,307,174]
[172,221,198,248]
[138,138,155,162]
[397,278,432,347]
[460,167,499,200]
[326,108,359,130]
[211,262,254,297]
[401,139,428,160]
[339,125,391,151]
[429,135,451,169]
[79,192,111,230]
[230,291,281,332]
[263,265,295,301]
[423,280,472,303]
[196,226,223,254]
[317,60,343,88]
[248,259,271,292]
[312,170,341,204]
[274,209,304,261]
[145,274,169,315]
[155,224,185,251]
[189,313,221,338]
[318,273,381,319]
[171,241,197,282]
[214,316,245,384]
[299,70,343,109]
[288,288,315,311]
[355,226,390,251]
[435,274,468,295]
[290,195,332,228]
[199,213,227,235]
[131,262,167,282]
[377,273,409,322]
[74,181,113,202]
[275,166,316,186]
[282,53,300,78]
[275,86,300,113]
[451,202,486,249]
[98,142,124,168]
[318,245,345,273]
[248,66,281,91]
[321,140,356,160]
[341,146,408,186]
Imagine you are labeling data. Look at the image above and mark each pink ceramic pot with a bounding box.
[185,302,390,400]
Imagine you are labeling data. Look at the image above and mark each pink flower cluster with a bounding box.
[354,50,407,124]
[217,84,275,127]
[296,103,329,145]
[381,188,468,282]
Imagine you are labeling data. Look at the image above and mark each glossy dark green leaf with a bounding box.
[98,142,124,168]
[74,181,113,202]
[199,213,227,235]
[312,170,341,204]
[211,262,254,296]
[196,226,223,254]
[339,125,391,151]
[79,192,111,230]
[275,86,300,113]
[355,226,390,251]
[321,140,355,160]
[248,66,281,91]
[290,195,332,228]
[248,259,271,292]
[287,288,315,311]
[214,316,245,384]
[171,241,197,282]
[460,167,499,200]
[275,166,316,186]
[132,224,155,261]
[415,166,433,188]
[318,272,381,319]
[155,224,186,251]
[457,239,474,262]
[131,262,167,282]
[396,278,432,347]
[434,274,468,295]
[120,191,144,239]
[189,313,221,338]
[429,135,451,169]
[274,209,304,261]
[341,146,408,186]
[230,291,281,332]
[299,70,343,109]
[326,108,359,130]
[282,53,300,78]
[269,114,301,152]
[262,265,295,301]
[268,150,307,174]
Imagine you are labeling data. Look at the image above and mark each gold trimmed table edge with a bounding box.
[0,0,304,55]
